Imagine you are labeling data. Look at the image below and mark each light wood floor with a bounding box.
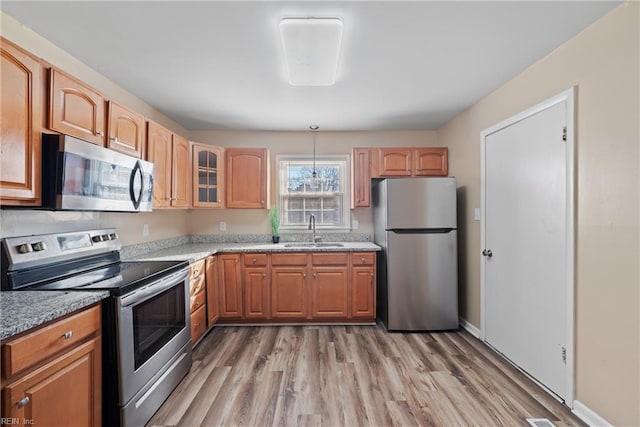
[147,325,585,427]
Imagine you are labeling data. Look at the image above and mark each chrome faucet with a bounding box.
[308,214,321,243]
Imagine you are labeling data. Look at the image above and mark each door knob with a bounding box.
[482,249,493,258]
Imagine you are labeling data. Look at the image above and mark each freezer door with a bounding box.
[386,178,457,229]
[386,230,458,331]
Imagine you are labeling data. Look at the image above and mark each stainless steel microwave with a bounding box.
[42,134,154,212]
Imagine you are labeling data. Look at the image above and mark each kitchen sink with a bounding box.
[284,242,345,248]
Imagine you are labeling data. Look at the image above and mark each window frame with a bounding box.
[277,154,351,231]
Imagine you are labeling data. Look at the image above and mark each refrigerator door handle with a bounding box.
[388,228,455,234]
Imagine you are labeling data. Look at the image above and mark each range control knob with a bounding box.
[32,242,47,252]
[109,233,117,240]
[91,235,103,243]
[17,243,33,254]
[101,234,110,241]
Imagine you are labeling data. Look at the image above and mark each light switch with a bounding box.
[352,219,359,229]
[142,224,149,236]
[474,208,481,221]
[219,221,227,231]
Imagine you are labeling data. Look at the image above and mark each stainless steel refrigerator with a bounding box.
[373,177,458,331]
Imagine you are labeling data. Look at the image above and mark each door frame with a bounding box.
[479,87,575,405]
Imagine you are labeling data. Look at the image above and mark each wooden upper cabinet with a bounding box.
[171,134,190,208]
[147,121,172,208]
[107,101,145,158]
[191,143,224,208]
[414,147,448,176]
[351,148,371,208]
[146,121,189,209]
[377,148,412,176]
[49,68,105,146]
[0,38,42,206]
[226,148,269,209]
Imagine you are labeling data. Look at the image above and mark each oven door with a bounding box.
[116,268,190,405]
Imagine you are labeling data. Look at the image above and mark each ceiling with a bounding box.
[1,1,619,131]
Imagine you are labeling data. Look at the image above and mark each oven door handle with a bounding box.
[120,269,189,307]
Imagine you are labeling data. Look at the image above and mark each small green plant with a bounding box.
[269,206,280,237]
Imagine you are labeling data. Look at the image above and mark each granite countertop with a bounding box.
[127,241,381,263]
[0,291,110,341]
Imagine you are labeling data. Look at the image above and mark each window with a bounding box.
[278,155,350,230]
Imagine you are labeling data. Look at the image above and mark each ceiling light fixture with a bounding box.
[279,17,343,86]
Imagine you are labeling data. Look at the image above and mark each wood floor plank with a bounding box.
[147,324,585,427]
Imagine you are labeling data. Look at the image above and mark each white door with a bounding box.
[482,92,574,401]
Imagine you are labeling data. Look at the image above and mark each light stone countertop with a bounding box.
[126,241,381,263]
[0,290,110,341]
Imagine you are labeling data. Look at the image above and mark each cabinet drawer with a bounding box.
[190,289,206,313]
[190,259,205,280]
[244,253,268,267]
[190,273,205,296]
[352,252,375,266]
[312,253,348,266]
[271,253,308,266]
[2,305,101,378]
[190,305,207,344]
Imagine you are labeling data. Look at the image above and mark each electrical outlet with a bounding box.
[219,221,227,232]
[474,208,481,221]
[142,224,149,236]
[352,219,359,229]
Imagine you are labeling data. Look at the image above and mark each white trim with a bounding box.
[479,87,576,405]
[459,317,481,338]
[572,400,613,427]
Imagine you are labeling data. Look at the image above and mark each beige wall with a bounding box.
[438,4,639,425]
[187,130,438,236]
[0,12,190,245]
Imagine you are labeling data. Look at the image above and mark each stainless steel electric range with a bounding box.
[1,229,192,427]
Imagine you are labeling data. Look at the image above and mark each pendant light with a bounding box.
[310,125,319,188]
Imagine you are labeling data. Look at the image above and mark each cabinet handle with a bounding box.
[252,258,257,264]
[110,136,118,143]
[303,273,307,278]
[16,396,30,408]
[218,200,222,203]
[262,273,266,278]
[62,331,73,339]
[96,131,104,136]
[370,272,374,277]
[361,257,366,262]
[194,323,200,327]
[313,273,317,279]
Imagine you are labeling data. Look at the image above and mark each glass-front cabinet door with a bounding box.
[191,143,224,208]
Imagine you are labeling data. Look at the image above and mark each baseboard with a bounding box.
[459,317,481,338]
[572,400,612,427]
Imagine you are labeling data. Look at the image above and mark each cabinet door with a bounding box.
[351,267,376,319]
[146,121,172,208]
[311,267,349,318]
[350,148,370,208]
[1,337,101,427]
[226,148,269,209]
[244,268,270,319]
[413,147,448,176]
[377,148,412,176]
[0,39,42,206]
[107,100,145,158]
[192,143,224,208]
[171,134,190,208]
[219,254,243,318]
[206,256,220,327]
[49,69,105,146]
[271,267,308,318]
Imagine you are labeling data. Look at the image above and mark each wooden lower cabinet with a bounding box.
[190,305,207,344]
[216,251,377,323]
[205,256,220,327]
[311,267,349,318]
[219,254,243,319]
[351,267,376,318]
[1,305,102,426]
[244,268,270,319]
[271,267,308,318]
